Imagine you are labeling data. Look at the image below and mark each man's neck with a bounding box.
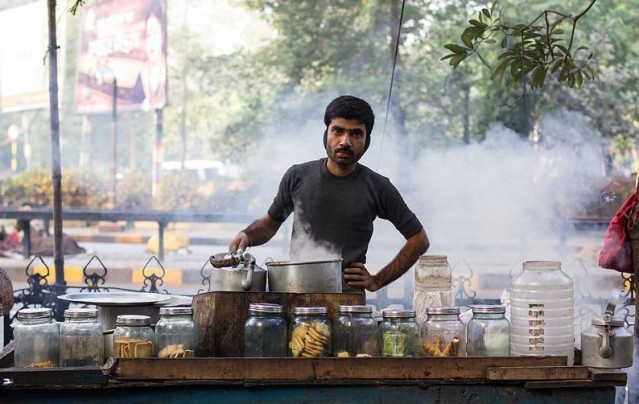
[326,159,357,176]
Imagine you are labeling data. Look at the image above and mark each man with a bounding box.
[229,95,429,292]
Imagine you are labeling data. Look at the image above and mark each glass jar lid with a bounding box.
[159,307,193,316]
[293,306,328,315]
[339,305,373,314]
[426,307,460,315]
[116,314,151,326]
[64,308,99,318]
[17,308,53,320]
[470,305,505,314]
[382,309,416,319]
[249,303,283,314]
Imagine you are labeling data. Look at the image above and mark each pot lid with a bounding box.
[17,308,53,320]
[64,308,99,318]
[116,314,151,326]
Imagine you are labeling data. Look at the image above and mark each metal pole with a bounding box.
[47,0,67,320]
[152,108,164,207]
[110,78,118,207]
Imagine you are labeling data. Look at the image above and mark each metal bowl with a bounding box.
[265,258,343,293]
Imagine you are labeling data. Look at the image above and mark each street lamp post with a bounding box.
[7,124,19,172]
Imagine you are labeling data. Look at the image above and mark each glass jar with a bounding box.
[379,309,421,357]
[60,308,104,366]
[333,305,378,357]
[288,307,331,358]
[466,305,510,357]
[13,308,59,368]
[155,307,197,358]
[244,303,288,357]
[113,315,154,358]
[422,307,465,357]
[412,255,454,325]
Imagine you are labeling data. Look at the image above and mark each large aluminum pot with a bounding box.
[266,258,343,293]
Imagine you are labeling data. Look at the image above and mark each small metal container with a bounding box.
[379,310,421,357]
[60,308,104,366]
[581,296,633,368]
[113,315,154,358]
[155,307,197,358]
[333,305,378,357]
[13,308,59,368]
[244,303,288,357]
[289,307,332,357]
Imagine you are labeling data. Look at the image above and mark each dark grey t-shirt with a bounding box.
[268,158,423,267]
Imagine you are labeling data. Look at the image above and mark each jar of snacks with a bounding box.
[60,308,104,366]
[289,307,331,358]
[155,307,197,358]
[13,308,59,368]
[466,305,510,357]
[422,307,465,357]
[244,303,287,357]
[113,315,154,358]
[333,305,378,357]
[379,309,421,357]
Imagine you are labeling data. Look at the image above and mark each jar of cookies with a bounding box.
[422,307,465,357]
[13,308,59,368]
[288,307,331,358]
[113,315,154,358]
[379,309,421,357]
[244,303,287,357]
[333,305,378,357]
[155,307,197,358]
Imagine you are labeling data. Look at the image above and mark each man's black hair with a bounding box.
[323,95,375,152]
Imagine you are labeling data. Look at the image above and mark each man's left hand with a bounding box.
[343,262,380,292]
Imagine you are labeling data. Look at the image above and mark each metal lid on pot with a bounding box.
[17,308,53,320]
[470,305,505,314]
[64,308,99,318]
[339,305,372,314]
[382,309,416,319]
[426,307,460,315]
[293,306,328,315]
[159,307,193,316]
[249,303,283,314]
[116,314,151,327]
[592,317,624,327]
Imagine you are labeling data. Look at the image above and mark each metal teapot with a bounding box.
[580,291,634,368]
[208,251,267,292]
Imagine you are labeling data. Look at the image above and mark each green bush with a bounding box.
[117,171,152,209]
[1,168,109,208]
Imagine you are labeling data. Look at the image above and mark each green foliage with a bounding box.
[442,2,598,91]
[117,171,152,209]
[1,168,108,208]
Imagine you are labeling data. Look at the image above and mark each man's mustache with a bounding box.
[336,147,353,154]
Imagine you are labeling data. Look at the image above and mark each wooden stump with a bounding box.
[192,292,365,357]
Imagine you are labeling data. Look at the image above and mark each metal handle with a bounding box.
[598,328,614,358]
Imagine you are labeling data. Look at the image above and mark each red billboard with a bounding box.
[74,0,167,113]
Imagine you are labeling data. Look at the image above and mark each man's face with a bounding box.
[326,118,367,167]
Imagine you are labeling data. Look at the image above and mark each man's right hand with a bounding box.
[227,214,283,253]
[229,231,250,253]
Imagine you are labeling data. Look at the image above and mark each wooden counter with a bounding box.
[0,356,625,403]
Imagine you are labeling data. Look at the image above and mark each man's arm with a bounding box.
[229,214,283,252]
[343,229,429,292]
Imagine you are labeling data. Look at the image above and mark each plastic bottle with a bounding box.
[412,255,454,325]
[509,261,574,365]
